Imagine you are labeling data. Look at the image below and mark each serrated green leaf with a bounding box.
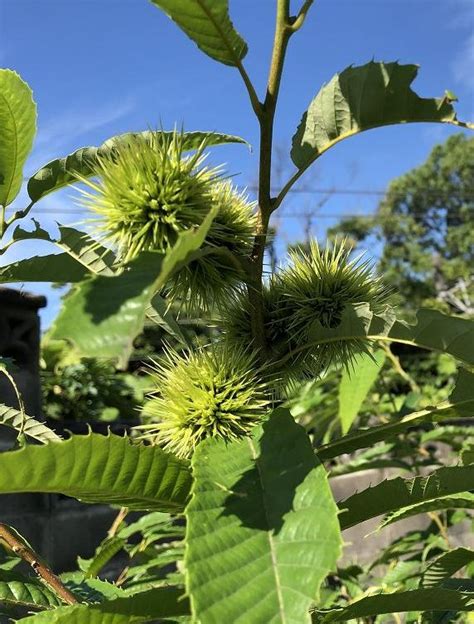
[19,587,189,623]
[147,294,192,348]
[186,408,342,623]
[0,433,191,511]
[305,304,474,367]
[330,457,411,477]
[0,69,36,206]
[421,548,474,588]
[48,207,217,367]
[338,349,385,434]
[11,221,115,275]
[0,570,63,610]
[0,253,88,283]
[77,536,126,579]
[378,493,474,530]
[313,588,474,622]
[318,368,474,460]
[60,574,126,603]
[1,224,115,284]
[338,465,474,530]
[27,130,246,202]
[150,0,247,66]
[291,61,470,172]
[0,403,61,443]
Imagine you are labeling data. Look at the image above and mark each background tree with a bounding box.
[330,133,474,316]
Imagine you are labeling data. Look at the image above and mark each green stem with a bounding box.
[235,60,263,118]
[6,200,36,228]
[273,165,306,211]
[0,205,5,238]
[0,238,19,256]
[289,0,314,32]
[0,368,26,436]
[382,343,420,393]
[247,0,294,355]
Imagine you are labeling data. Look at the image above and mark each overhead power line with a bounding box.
[248,186,474,199]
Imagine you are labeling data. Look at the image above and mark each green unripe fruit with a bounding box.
[222,240,390,381]
[166,181,256,311]
[278,239,390,370]
[221,283,317,383]
[136,345,270,458]
[78,131,222,263]
[79,132,256,310]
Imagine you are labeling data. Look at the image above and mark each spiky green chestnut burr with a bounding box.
[136,345,269,458]
[221,283,318,383]
[278,239,390,368]
[78,131,223,262]
[166,181,256,311]
[222,240,390,380]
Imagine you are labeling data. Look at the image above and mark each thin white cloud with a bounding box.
[453,31,474,90]
[26,97,136,174]
[447,0,474,93]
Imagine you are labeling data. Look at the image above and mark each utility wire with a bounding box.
[247,186,474,199]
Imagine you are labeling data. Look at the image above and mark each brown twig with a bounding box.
[0,523,79,605]
[382,343,420,393]
[107,507,129,539]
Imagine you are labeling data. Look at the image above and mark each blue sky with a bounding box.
[1,0,473,327]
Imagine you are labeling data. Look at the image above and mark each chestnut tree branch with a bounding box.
[0,523,79,606]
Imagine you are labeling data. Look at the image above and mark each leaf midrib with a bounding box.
[0,80,18,206]
[196,0,243,66]
[247,437,287,624]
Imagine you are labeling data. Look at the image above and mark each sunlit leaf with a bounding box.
[27,130,247,202]
[292,61,471,173]
[0,433,191,511]
[0,70,36,206]
[313,588,474,622]
[48,207,217,367]
[19,587,189,623]
[0,403,61,443]
[150,0,247,66]
[0,571,63,611]
[186,409,342,623]
[338,349,385,434]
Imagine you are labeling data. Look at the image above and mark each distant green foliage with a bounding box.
[330,133,474,315]
[0,1,473,622]
[41,357,141,423]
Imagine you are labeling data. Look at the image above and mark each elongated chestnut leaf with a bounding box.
[292,61,472,172]
[0,571,63,611]
[0,433,192,511]
[150,0,248,66]
[0,403,60,443]
[318,368,474,460]
[313,588,474,622]
[0,70,36,207]
[48,207,217,367]
[338,349,385,434]
[421,548,474,588]
[19,587,189,623]
[338,465,474,530]
[27,130,247,202]
[186,409,342,623]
